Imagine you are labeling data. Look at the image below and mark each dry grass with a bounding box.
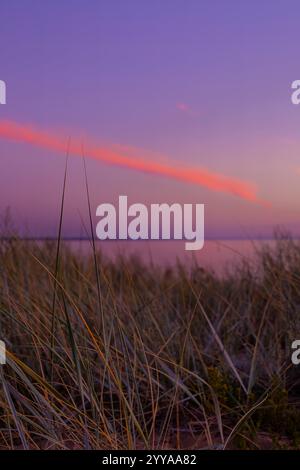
[0,232,300,450]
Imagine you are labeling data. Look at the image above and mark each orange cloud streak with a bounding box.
[0,120,265,204]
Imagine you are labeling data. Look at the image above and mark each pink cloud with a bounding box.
[0,119,269,205]
[176,102,196,116]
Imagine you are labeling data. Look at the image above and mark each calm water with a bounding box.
[66,239,277,275]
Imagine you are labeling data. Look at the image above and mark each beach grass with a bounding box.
[0,231,300,449]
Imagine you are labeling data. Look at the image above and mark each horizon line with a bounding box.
[0,236,298,242]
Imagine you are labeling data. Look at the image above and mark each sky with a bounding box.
[1,0,300,240]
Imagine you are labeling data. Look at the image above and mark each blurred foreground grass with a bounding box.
[0,234,300,449]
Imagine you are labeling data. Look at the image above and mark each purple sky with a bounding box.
[1,0,300,239]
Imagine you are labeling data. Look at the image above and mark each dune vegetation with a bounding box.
[0,228,300,450]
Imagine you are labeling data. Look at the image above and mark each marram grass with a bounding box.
[0,235,300,449]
